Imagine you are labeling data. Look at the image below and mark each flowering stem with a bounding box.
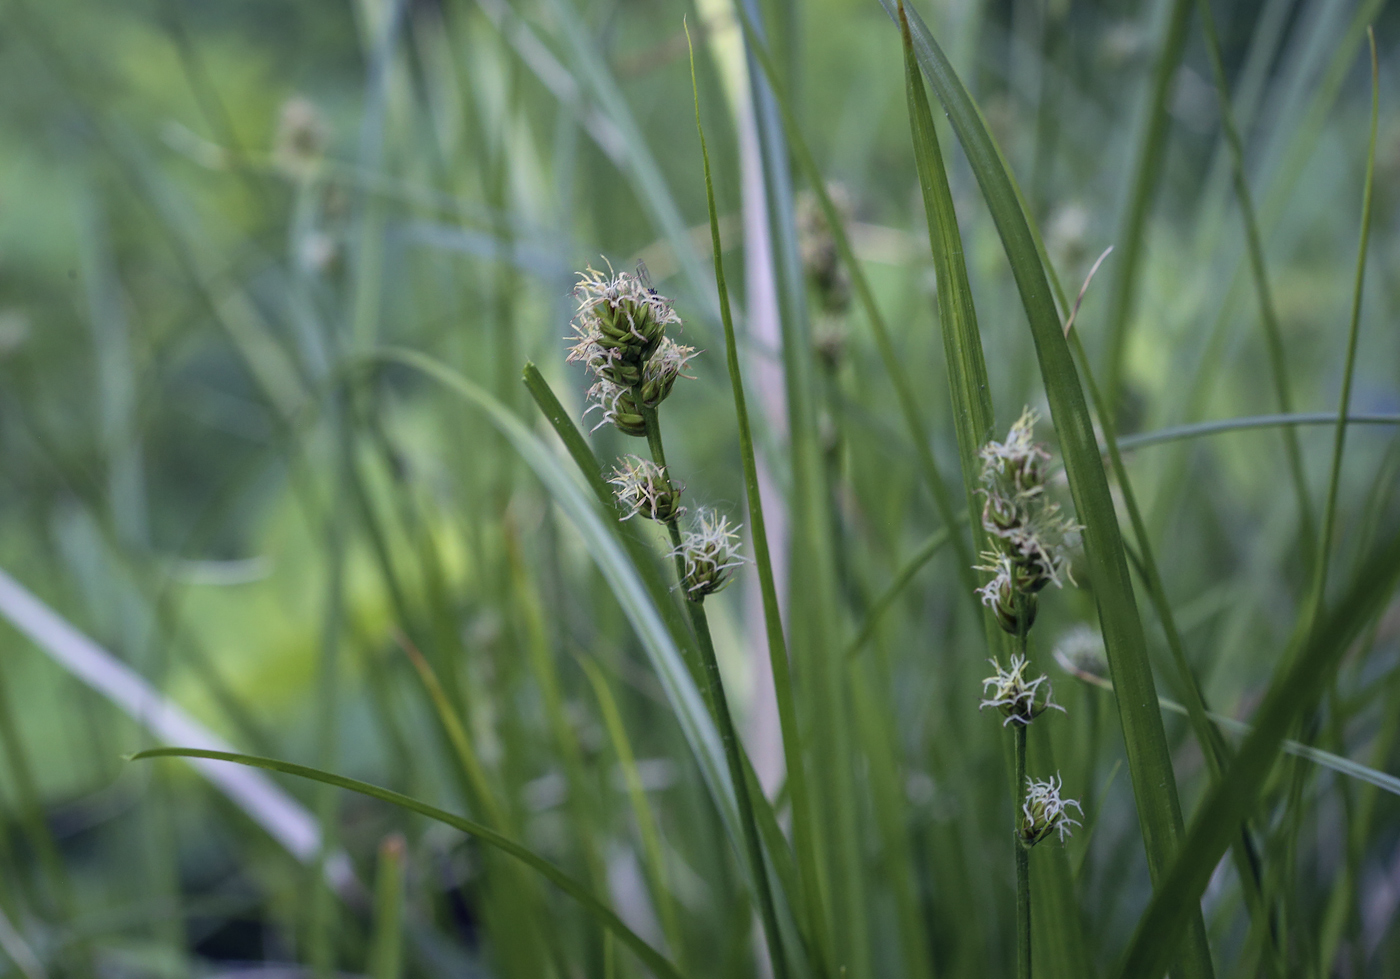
[638,402,689,584]
[1013,590,1032,979]
[634,397,790,979]
[1015,722,1032,979]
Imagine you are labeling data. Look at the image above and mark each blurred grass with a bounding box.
[0,0,1397,977]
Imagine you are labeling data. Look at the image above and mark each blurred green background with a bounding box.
[0,0,1397,976]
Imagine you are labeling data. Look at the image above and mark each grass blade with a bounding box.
[1098,0,1192,410]
[368,835,406,979]
[735,7,978,597]
[0,566,360,901]
[1310,27,1379,619]
[579,656,686,966]
[1058,656,1400,798]
[897,1,995,541]
[1115,413,1400,452]
[1114,528,1400,979]
[739,0,867,970]
[1196,0,1315,561]
[131,747,686,979]
[688,26,827,975]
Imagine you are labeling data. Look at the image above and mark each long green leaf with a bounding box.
[579,656,686,966]
[884,3,1214,975]
[1099,0,1192,410]
[131,748,685,979]
[1115,413,1400,452]
[1059,656,1400,799]
[1310,27,1379,623]
[735,6,977,598]
[1196,0,1314,560]
[688,28,827,977]
[740,0,863,971]
[1114,529,1400,979]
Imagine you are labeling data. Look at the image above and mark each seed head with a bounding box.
[796,184,853,315]
[637,337,698,408]
[980,407,1051,504]
[1000,501,1081,592]
[583,377,647,437]
[670,509,745,600]
[274,96,330,179]
[1018,773,1082,847]
[608,456,683,523]
[975,552,1039,635]
[1052,625,1110,685]
[979,653,1063,726]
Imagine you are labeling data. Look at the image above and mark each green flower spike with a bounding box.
[1017,774,1082,848]
[979,653,1063,727]
[609,455,683,523]
[670,509,745,600]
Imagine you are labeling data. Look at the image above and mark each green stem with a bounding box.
[635,397,790,979]
[1015,723,1031,979]
[638,403,689,585]
[1012,594,1032,979]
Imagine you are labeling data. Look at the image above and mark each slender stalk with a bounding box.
[638,404,689,583]
[1014,723,1031,979]
[634,399,789,979]
[1013,595,1032,979]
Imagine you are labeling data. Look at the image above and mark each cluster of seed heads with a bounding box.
[569,265,744,602]
[974,408,1081,635]
[968,410,1083,847]
[1018,774,1082,847]
[567,264,695,436]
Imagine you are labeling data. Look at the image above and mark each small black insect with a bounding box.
[636,259,659,296]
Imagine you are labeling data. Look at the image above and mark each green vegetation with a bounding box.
[0,1,1396,977]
